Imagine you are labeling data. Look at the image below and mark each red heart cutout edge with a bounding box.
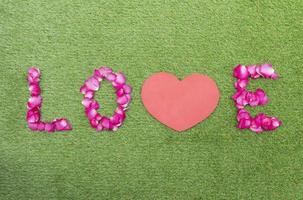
[141,72,220,131]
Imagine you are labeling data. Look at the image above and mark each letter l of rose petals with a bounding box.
[232,64,282,133]
[26,67,72,132]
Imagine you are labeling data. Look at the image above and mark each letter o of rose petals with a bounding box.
[80,66,132,131]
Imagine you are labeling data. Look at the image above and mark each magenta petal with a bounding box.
[233,64,249,80]
[82,98,93,108]
[237,118,251,129]
[246,92,259,107]
[255,88,268,105]
[36,122,46,131]
[115,73,126,85]
[234,79,249,90]
[259,63,275,78]
[105,73,116,81]
[84,91,95,99]
[80,85,89,94]
[28,95,42,109]
[110,113,122,126]
[45,122,55,133]
[235,90,248,106]
[28,67,41,83]
[29,84,41,96]
[237,109,251,121]
[85,108,98,120]
[261,117,282,131]
[250,119,263,133]
[247,65,260,79]
[117,95,128,105]
[116,88,124,97]
[85,76,100,91]
[82,98,99,110]
[90,118,99,128]
[53,118,72,131]
[26,108,41,123]
[96,123,103,131]
[123,84,132,94]
[28,122,38,131]
[100,117,111,130]
[98,66,113,77]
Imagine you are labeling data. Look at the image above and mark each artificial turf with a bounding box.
[0,0,302,199]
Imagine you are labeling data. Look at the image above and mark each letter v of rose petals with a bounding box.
[26,67,72,133]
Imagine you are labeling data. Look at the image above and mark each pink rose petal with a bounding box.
[105,73,116,81]
[85,76,100,91]
[53,118,72,131]
[115,73,126,85]
[233,64,249,80]
[85,108,98,120]
[255,88,268,105]
[247,65,260,79]
[28,122,38,131]
[84,91,95,99]
[123,84,132,94]
[100,117,111,130]
[27,95,42,109]
[45,122,55,133]
[26,108,41,123]
[234,79,249,90]
[259,63,275,78]
[28,67,40,83]
[29,84,41,96]
[97,66,113,78]
[246,92,259,107]
[237,118,251,129]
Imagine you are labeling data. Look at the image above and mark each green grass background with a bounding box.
[0,0,302,199]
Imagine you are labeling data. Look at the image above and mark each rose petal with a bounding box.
[255,88,268,105]
[36,122,46,131]
[85,76,100,91]
[45,122,55,133]
[246,92,259,107]
[84,91,95,99]
[259,63,275,78]
[26,108,41,123]
[234,79,249,90]
[237,109,251,121]
[237,118,251,129]
[247,65,260,79]
[53,118,72,131]
[100,117,111,130]
[98,66,113,77]
[28,95,42,109]
[105,73,116,81]
[115,73,126,85]
[29,84,41,96]
[123,84,132,94]
[85,108,98,120]
[117,95,128,105]
[28,122,38,131]
[233,64,249,80]
[28,67,40,83]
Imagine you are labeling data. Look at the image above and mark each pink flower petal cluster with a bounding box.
[232,64,281,133]
[26,67,72,132]
[80,66,132,131]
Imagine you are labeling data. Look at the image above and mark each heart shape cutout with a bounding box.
[141,72,220,131]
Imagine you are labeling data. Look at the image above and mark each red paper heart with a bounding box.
[141,72,220,131]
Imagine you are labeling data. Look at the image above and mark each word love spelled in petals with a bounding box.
[26,67,72,133]
[232,64,282,133]
[80,66,132,132]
